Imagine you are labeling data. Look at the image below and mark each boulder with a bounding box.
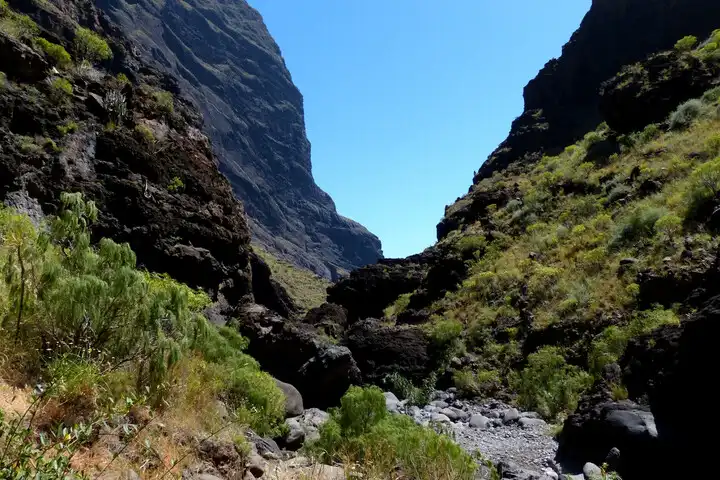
[556,400,658,480]
[235,304,360,408]
[0,32,49,83]
[327,257,427,321]
[274,379,304,417]
[502,408,520,424]
[583,462,603,480]
[303,302,349,338]
[469,414,489,429]
[430,413,452,423]
[250,252,298,318]
[384,392,400,413]
[440,408,460,421]
[344,319,443,385]
[282,408,330,450]
[518,417,546,429]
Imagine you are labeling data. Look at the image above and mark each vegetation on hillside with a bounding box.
[407,33,720,420]
[254,247,329,313]
[0,193,284,476]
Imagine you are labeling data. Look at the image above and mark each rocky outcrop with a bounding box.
[619,295,720,479]
[344,320,443,384]
[327,258,428,322]
[600,51,720,133]
[233,304,361,408]
[95,0,382,279]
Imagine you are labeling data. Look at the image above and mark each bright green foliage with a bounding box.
[703,87,720,104]
[308,386,476,480]
[0,5,39,40]
[635,124,661,146]
[167,176,185,192]
[669,99,704,130]
[384,371,436,406]
[654,214,682,240]
[589,307,679,374]
[0,193,286,436]
[511,347,592,420]
[34,37,72,68]
[612,205,667,247]
[152,89,174,114]
[453,234,487,257]
[134,124,155,143]
[74,27,112,63]
[116,73,130,85]
[426,318,464,354]
[57,120,79,136]
[384,292,411,318]
[685,156,720,218]
[49,77,72,100]
[453,368,500,398]
[674,35,698,51]
[0,408,91,479]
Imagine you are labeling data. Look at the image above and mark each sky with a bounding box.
[249,0,592,258]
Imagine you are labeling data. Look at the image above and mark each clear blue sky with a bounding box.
[249,0,591,258]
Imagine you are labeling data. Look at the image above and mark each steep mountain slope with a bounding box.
[95,0,382,280]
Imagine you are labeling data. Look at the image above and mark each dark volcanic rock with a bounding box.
[234,304,360,408]
[327,258,428,322]
[250,252,298,318]
[344,319,442,385]
[556,399,659,480]
[620,295,720,479]
[600,51,720,133]
[96,0,382,279]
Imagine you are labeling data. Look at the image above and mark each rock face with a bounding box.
[96,0,382,279]
[234,304,361,408]
[0,2,262,305]
[475,0,720,182]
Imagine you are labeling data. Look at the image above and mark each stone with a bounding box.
[119,470,141,480]
[520,411,541,419]
[430,413,452,423]
[190,475,224,480]
[246,431,282,461]
[283,408,331,450]
[274,379,304,417]
[283,418,305,450]
[384,391,400,412]
[619,258,638,266]
[247,452,266,478]
[604,447,621,471]
[502,408,521,424]
[450,407,469,422]
[583,462,603,479]
[542,468,559,480]
[469,414,489,429]
[486,410,501,419]
[519,417,547,428]
[440,408,460,421]
[430,400,449,408]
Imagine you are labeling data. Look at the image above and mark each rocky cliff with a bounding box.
[94,0,382,279]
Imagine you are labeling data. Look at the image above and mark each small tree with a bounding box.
[74,27,112,64]
[674,35,698,52]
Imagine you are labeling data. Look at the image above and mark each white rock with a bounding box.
[431,413,452,423]
[469,414,489,429]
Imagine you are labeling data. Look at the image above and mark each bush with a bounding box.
[384,292,411,318]
[134,124,155,143]
[669,99,704,130]
[0,8,39,40]
[153,89,174,114]
[308,386,476,480]
[454,234,487,257]
[427,319,464,354]
[35,37,72,68]
[635,123,661,146]
[384,371,436,406]
[49,77,72,100]
[612,205,667,247]
[0,71,6,89]
[511,346,592,420]
[224,367,285,436]
[702,86,720,104]
[674,35,698,51]
[706,134,720,156]
[453,368,500,399]
[57,120,79,136]
[685,157,720,218]
[74,27,112,63]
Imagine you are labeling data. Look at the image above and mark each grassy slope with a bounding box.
[428,91,720,410]
[254,246,329,313]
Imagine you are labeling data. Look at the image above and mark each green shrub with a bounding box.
[224,367,285,437]
[654,213,682,240]
[384,292,411,318]
[454,234,487,257]
[426,319,464,354]
[308,386,476,480]
[685,157,720,218]
[453,368,500,399]
[674,35,698,51]
[134,124,155,143]
[49,77,72,99]
[116,73,130,85]
[702,86,720,104]
[34,37,72,68]
[669,99,704,130]
[635,123,661,146]
[152,89,174,114]
[57,120,79,136]
[167,176,185,192]
[612,205,668,247]
[706,134,720,156]
[511,346,592,420]
[74,27,112,63]
[0,71,6,89]
[384,371,436,406]
[0,9,39,40]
